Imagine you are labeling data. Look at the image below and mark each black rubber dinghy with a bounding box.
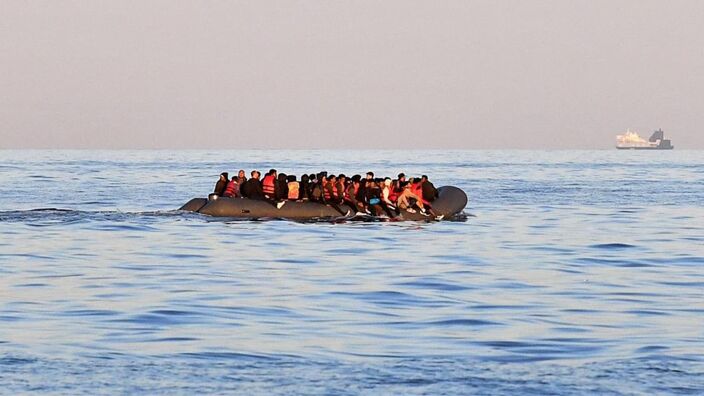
[179,186,467,221]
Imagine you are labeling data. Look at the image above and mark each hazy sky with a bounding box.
[2,0,703,149]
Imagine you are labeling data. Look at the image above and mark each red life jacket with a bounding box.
[344,184,357,200]
[262,174,276,196]
[391,181,404,202]
[223,180,237,197]
[322,181,332,201]
[388,187,399,203]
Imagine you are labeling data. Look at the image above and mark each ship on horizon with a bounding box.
[616,129,674,150]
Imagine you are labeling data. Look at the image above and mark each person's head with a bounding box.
[301,174,309,183]
[287,175,296,183]
[384,178,392,187]
[338,175,346,184]
[251,170,260,179]
[397,173,406,182]
[366,172,374,180]
[401,181,411,189]
[278,173,287,181]
[328,175,337,183]
[351,174,361,183]
[220,172,229,180]
[238,169,246,179]
[308,173,316,181]
[421,175,428,183]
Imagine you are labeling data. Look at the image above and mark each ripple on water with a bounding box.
[572,257,653,267]
[394,279,472,292]
[113,310,209,327]
[425,318,501,327]
[588,243,638,250]
[328,290,452,309]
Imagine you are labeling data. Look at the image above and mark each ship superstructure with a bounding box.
[616,129,674,150]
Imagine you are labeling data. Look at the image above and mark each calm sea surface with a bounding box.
[1,150,702,395]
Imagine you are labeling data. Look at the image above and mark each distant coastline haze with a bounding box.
[1,0,703,149]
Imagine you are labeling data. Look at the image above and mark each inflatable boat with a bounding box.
[179,186,468,221]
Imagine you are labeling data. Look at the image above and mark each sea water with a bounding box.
[0,150,702,395]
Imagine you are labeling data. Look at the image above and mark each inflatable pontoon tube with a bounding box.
[179,186,467,221]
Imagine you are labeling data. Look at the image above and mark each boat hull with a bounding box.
[615,146,674,150]
[179,186,468,221]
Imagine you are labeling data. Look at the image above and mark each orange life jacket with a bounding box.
[411,182,428,204]
[323,181,332,201]
[262,174,276,196]
[287,181,299,200]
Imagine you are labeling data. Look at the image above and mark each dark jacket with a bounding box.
[214,178,228,196]
[241,178,264,200]
[311,182,323,202]
[299,178,310,200]
[276,174,289,201]
[366,185,381,203]
[356,183,367,203]
[421,181,439,202]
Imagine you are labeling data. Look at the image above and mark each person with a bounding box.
[336,174,347,200]
[323,174,337,203]
[262,169,277,199]
[240,170,264,200]
[310,173,324,202]
[410,177,442,219]
[396,181,426,214]
[365,171,374,181]
[323,174,349,216]
[306,173,317,200]
[261,169,285,209]
[287,175,300,200]
[393,173,406,193]
[381,178,393,205]
[236,169,247,185]
[366,178,393,218]
[222,175,240,198]
[276,173,289,201]
[345,175,364,214]
[381,178,400,216]
[213,172,229,196]
[421,175,439,203]
[298,174,310,201]
[355,174,369,213]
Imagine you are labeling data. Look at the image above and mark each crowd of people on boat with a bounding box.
[212,169,443,220]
